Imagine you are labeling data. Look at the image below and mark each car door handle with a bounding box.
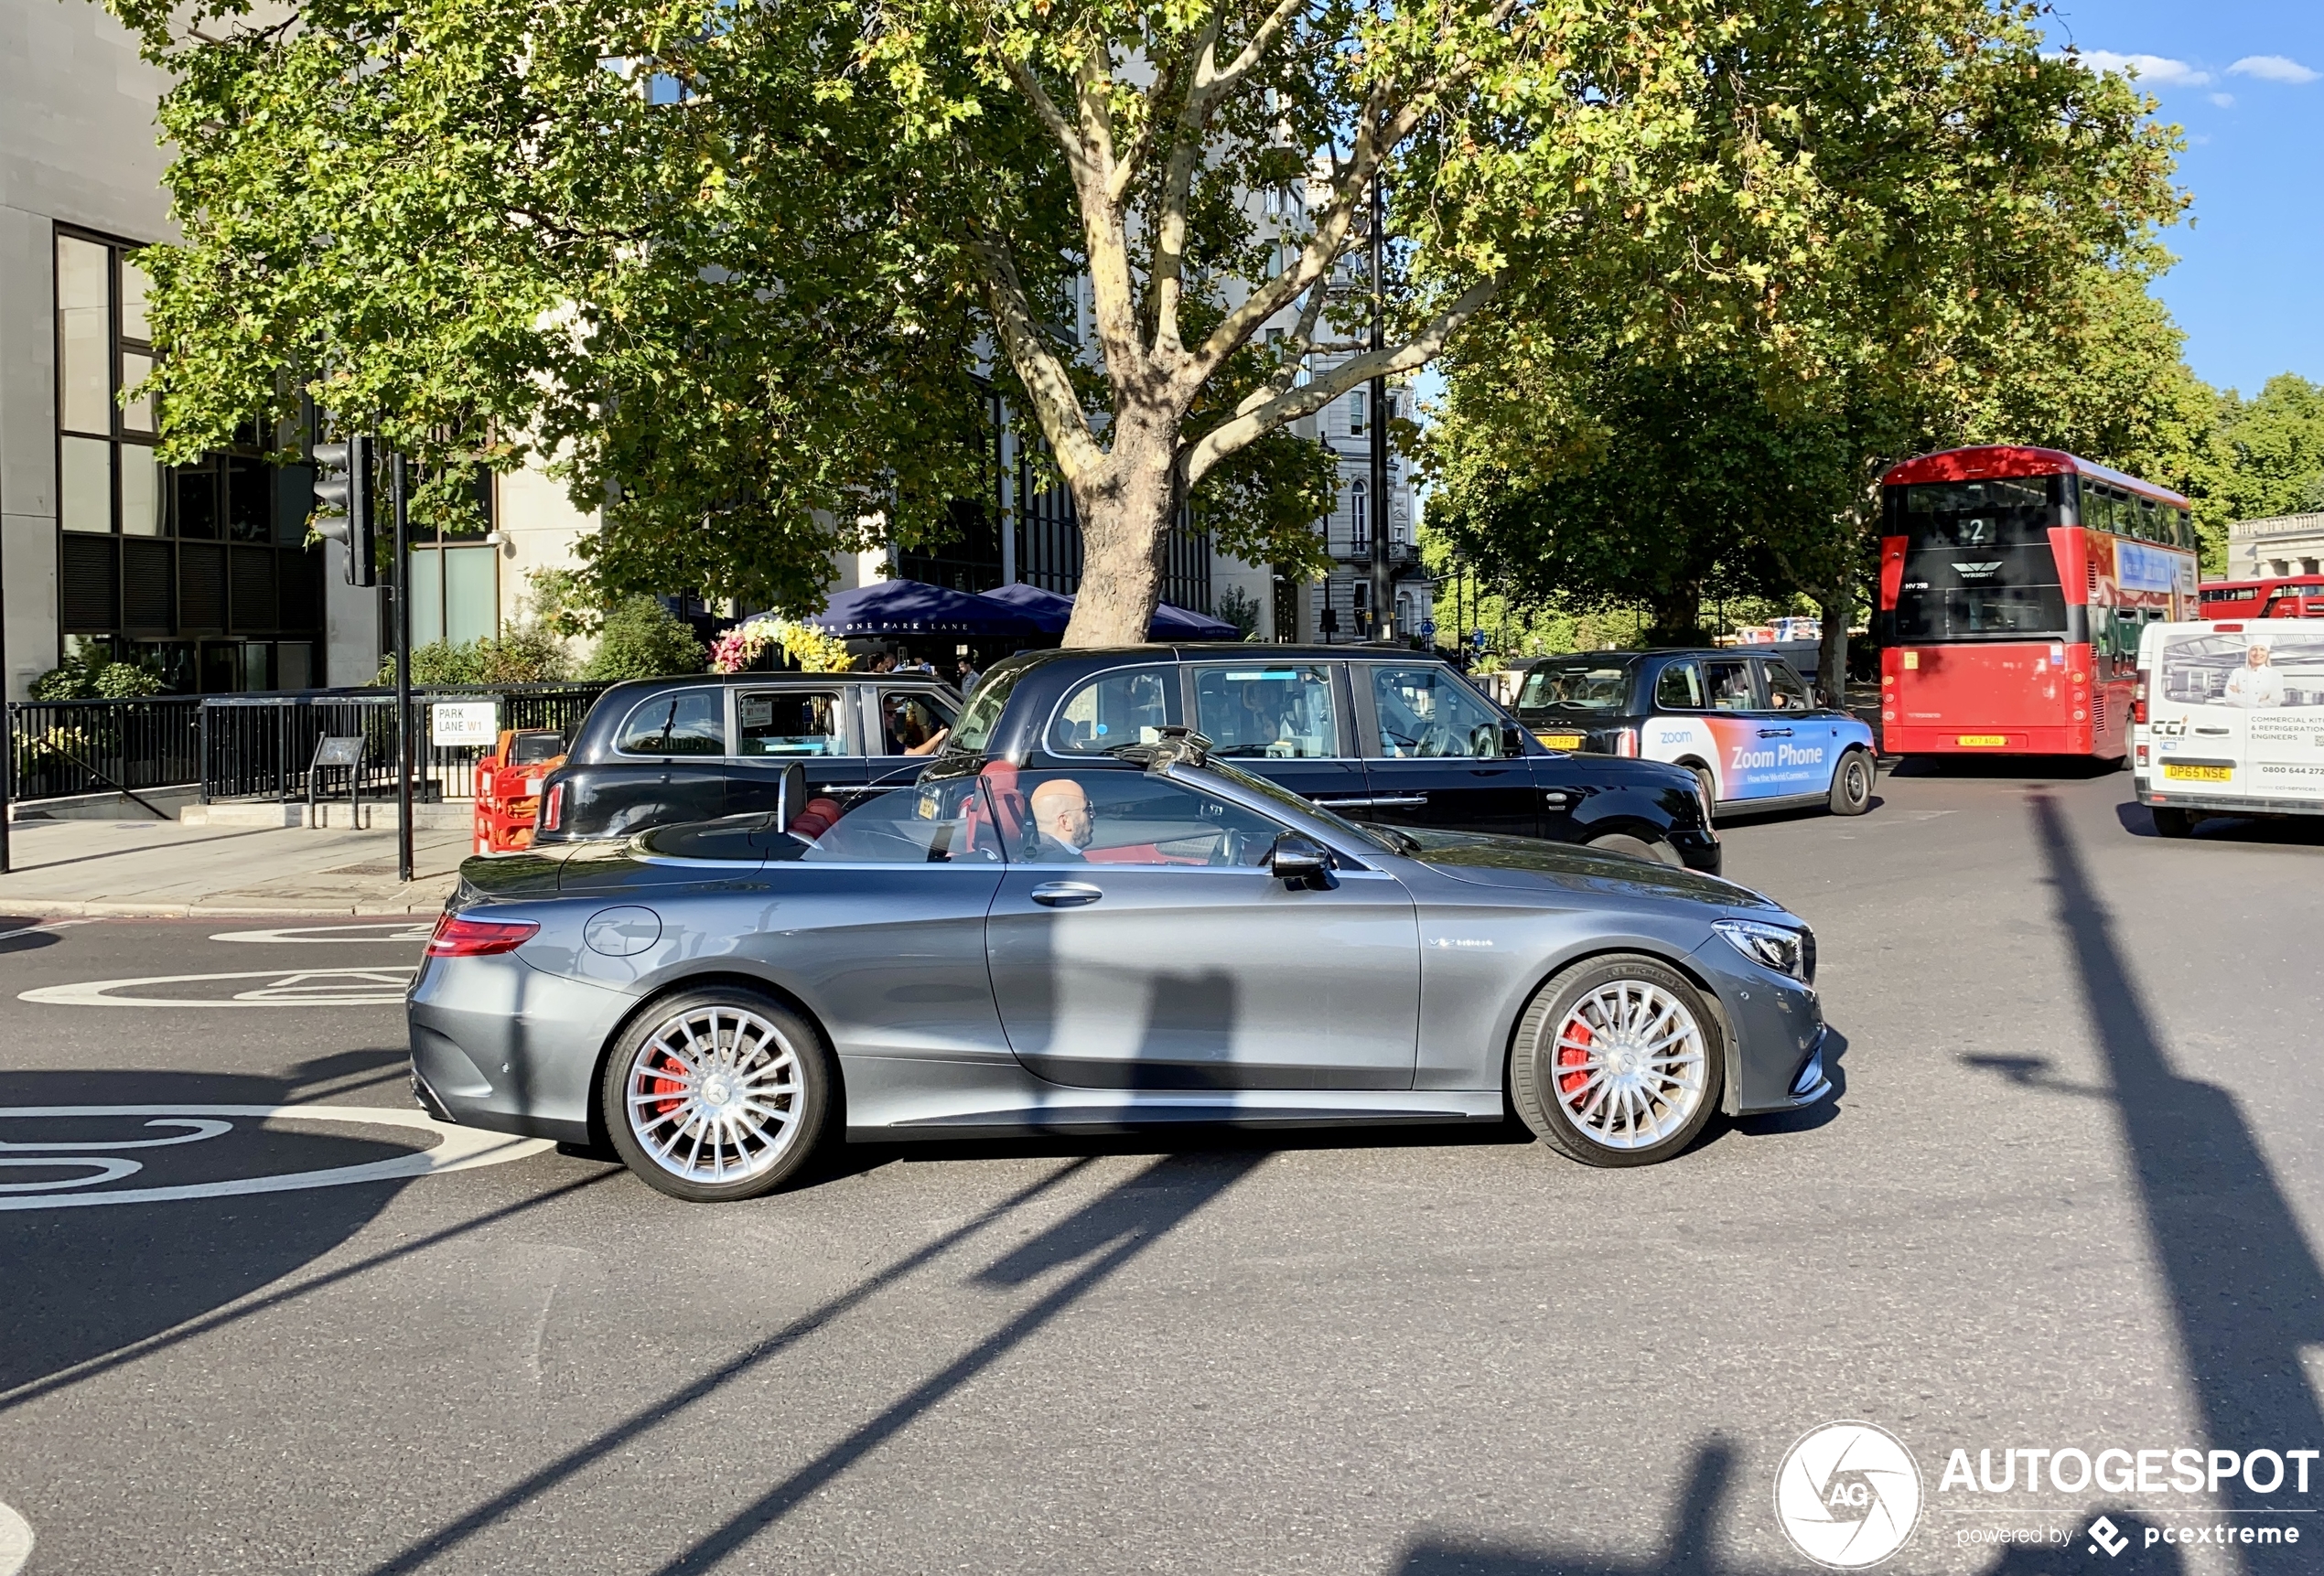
[1311,797,1376,808]
[2193,726,2230,736]
[1757,728,1793,738]
[1367,794,1429,808]
[1029,882,1103,907]
[1542,790,1571,806]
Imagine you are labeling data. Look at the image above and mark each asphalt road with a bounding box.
[3,767,2321,1576]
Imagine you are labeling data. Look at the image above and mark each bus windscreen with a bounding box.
[1890,477,2067,641]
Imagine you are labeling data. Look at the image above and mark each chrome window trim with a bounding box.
[1038,659,1185,756]
[609,686,732,761]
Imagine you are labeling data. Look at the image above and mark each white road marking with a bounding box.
[19,968,414,1007]
[0,1106,553,1212]
[0,1500,28,1576]
[0,1157,145,1193]
[0,918,98,938]
[208,922,434,945]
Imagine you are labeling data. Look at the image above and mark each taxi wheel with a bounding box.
[2151,806,2194,839]
[1689,766,1718,818]
[1586,831,1683,868]
[1827,749,1875,816]
[1510,955,1725,1168]
[601,987,834,1203]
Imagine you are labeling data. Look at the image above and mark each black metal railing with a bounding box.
[198,684,609,803]
[5,684,609,806]
[5,696,204,805]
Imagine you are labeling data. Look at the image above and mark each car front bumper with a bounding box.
[1686,938,1831,1114]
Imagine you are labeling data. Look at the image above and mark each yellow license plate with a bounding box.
[1956,734,2008,747]
[2163,763,2233,781]
[1535,733,1586,749]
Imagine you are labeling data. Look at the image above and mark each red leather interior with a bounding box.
[787,797,843,839]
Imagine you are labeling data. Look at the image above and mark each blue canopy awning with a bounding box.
[980,581,1240,641]
[799,580,1043,638]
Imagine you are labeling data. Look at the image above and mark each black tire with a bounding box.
[600,986,834,1202]
[1827,748,1875,816]
[1688,764,1719,820]
[1510,954,1726,1168]
[2151,805,2194,839]
[1585,831,1684,868]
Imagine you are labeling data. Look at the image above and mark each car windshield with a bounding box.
[1518,661,1634,712]
[1189,758,1417,856]
[943,660,1029,755]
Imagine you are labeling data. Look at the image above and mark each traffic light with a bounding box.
[310,434,377,586]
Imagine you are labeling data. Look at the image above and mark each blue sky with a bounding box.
[2047,0,2324,397]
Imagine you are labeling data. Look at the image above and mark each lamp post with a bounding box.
[1367,166,1391,644]
[392,454,414,884]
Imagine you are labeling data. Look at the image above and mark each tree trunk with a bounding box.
[1061,420,1179,648]
[1644,584,1701,648]
[1815,580,1851,709]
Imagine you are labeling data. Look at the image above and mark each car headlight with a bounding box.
[1714,917,1814,983]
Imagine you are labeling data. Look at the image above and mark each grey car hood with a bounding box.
[1402,829,1778,910]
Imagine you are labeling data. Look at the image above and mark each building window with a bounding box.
[1348,391,1367,436]
[54,228,322,692]
[404,470,500,648]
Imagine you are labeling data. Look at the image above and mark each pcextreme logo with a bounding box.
[1774,1421,1925,1569]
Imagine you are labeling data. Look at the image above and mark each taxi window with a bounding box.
[1193,663,1339,757]
[1369,665,1512,758]
[1517,661,1631,712]
[1653,661,1705,710]
[736,690,845,756]
[878,690,957,756]
[1704,659,1756,712]
[1761,661,1812,711]
[614,689,726,756]
[1047,665,1178,755]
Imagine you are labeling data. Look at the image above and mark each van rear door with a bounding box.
[2141,622,2324,809]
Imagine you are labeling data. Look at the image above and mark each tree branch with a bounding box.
[1184,273,1501,486]
[963,223,1102,482]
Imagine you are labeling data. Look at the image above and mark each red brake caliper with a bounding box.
[1555,1019,1593,1102]
[647,1051,686,1120]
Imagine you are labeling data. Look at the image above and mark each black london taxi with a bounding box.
[533,671,962,843]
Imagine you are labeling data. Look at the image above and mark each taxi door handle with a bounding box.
[1757,728,1792,738]
[1029,882,1103,907]
[1368,794,1429,808]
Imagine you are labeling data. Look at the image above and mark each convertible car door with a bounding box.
[983,768,1420,1090]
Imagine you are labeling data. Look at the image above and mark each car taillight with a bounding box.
[1613,725,1639,757]
[2133,670,2148,725]
[539,782,563,831]
[426,913,540,957]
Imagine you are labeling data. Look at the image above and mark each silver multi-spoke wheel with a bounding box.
[1512,957,1724,1166]
[1546,981,1708,1150]
[623,1004,806,1186]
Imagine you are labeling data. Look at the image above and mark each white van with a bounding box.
[2133,618,2324,836]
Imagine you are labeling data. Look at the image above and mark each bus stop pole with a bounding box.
[393,453,414,884]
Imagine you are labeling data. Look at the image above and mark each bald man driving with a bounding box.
[1027,777,1094,861]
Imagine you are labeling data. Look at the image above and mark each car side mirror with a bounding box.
[1266,831,1338,890]
[1500,723,1528,757]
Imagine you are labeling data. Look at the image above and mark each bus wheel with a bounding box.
[1827,749,1875,816]
[2151,806,2194,839]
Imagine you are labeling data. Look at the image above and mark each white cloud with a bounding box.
[2229,55,2320,84]
[2076,49,2212,87]
[2211,92,2237,108]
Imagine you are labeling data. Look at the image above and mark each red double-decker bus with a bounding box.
[2196,574,2324,621]
[1877,446,2198,759]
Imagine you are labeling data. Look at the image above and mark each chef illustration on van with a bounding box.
[2222,636,2285,709]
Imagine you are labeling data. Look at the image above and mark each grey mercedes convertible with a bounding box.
[407,733,1833,1201]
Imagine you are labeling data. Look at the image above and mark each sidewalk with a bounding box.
[0,818,472,917]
